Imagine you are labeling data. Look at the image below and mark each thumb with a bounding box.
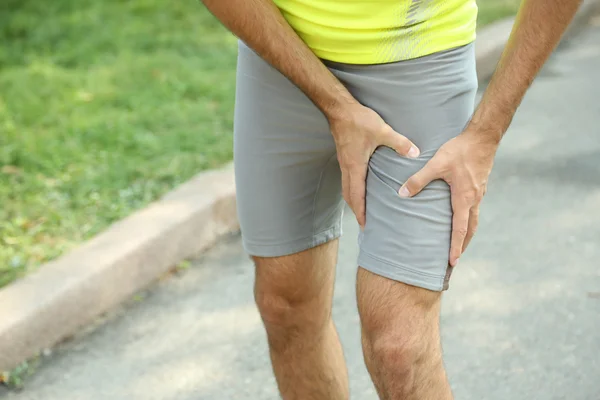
[382,125,420,159]
[399,160,439,198]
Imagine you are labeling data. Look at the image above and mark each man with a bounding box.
[202,0,581,398]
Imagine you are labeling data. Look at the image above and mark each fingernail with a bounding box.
[453,258,460,267]
[407,145,420,158]
[398,186,410,198]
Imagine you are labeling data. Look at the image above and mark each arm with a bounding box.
[202,0,420,227]
[472,0,582,140]
[401,0,582,266]
[202,0,354,118]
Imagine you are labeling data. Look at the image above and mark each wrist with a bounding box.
[320,91,360,125]
[465,119,504,146]
[467,102,513,146]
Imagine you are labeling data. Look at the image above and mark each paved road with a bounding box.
[6,20,600,400]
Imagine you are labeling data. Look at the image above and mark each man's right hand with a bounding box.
[328,104,420,228]
[202,0,419,228]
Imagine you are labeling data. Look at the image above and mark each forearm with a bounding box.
[471,0,582,141]
[202,0,357,119]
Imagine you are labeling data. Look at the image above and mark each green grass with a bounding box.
[0,0,237,287]
[478,0,521,26]
[1,358,40,390]
[0,0,520,288]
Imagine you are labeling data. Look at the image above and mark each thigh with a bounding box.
[356,267,441,342]
[234,41,344,258]
[331,43,478,291]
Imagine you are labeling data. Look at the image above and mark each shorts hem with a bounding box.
[357,250,445,292]
[243,225,342,258]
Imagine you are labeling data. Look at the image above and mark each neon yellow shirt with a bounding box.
[273,0,478,64]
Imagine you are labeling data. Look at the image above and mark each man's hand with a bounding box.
[397,0,581,266]
[202,0,421,229]
[399,128,498,267]
[204,0,580,264]
[329,104,420,228]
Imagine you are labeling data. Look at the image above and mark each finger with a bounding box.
[341,168,350,206]
[462,207,479,252]
[382,125,420,158]
[348,165,367,228]
[449,203,469,267]
[398,160,439,198]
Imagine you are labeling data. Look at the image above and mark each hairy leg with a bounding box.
[357,267,452,400]
[254,240,349,400]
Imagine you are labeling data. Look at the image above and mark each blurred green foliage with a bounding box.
[478,0,522,25]
[0,0,237,286]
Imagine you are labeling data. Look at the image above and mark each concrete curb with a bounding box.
[0,164,238,371]
[1,0,599,372]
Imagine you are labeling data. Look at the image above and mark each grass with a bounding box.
[478,0,522,26]
[0,0,521,289]
[0,358,40,390]
[0,0,238,287]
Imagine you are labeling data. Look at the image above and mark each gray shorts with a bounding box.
[233,41,478,291]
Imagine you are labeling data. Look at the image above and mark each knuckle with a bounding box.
[345,162,362,171]
[405,180,421,193]
[340,154,365,169]
[387,136,412,155]
[463,189,478,204]
[474,184,485,200]
[455,227,469,237]
[404,177,416,189]
[397,136,411,149]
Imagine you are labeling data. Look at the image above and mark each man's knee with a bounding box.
[254,285,327,329]
[358,268,443,394]
[364,331,431,392]
[254,272,330,351]
[252,250,335,344]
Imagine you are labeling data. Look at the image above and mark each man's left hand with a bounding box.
[398,127,500,267]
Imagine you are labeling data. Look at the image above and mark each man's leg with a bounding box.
[235,39,347,398]
[357,268,451,400]
[324,42,478,399]
[253,241,349,400]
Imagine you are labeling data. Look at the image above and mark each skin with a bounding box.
[202,0,421,235]
[357,268,451,400]
[202,0,583,398]
[253,241,349,400]
[400,0,583,266]
[203,0,581,267]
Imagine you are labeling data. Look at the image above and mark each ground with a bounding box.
[0,0,520,287]
[3,19,600,400]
